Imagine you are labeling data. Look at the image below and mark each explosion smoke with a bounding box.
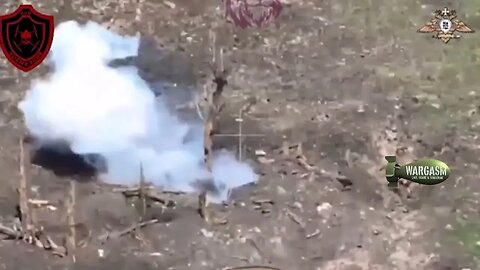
[18,21,257,201]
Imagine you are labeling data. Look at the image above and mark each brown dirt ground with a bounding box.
[0,0,480,269]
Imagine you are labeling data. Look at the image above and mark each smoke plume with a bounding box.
[18,21,258,201]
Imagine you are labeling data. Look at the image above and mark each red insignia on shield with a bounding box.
[224,0,282,28]
[0,5,54,72]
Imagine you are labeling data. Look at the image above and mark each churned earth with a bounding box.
[0,0,479,269]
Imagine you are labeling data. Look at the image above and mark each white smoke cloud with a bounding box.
[18,21,258,201]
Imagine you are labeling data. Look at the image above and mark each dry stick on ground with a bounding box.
[98,219,159,242]
[225,267,280,270]
[113,186,186,195]
[66,180,76,260]
[0,224,22,239]
[116,186,177,207]
[97,168,166,243]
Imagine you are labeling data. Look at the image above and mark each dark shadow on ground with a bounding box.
[25,136,102,179]
[31,146,99,179]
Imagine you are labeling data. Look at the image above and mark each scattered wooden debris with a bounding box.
[0,222,67,257]
[255,149,267,156]
[257,157,275,164]
[116,185,223,224]
[286,209,305,228]
[278,142,320,173]
[28,199,57,210]
[294,143,317,171]
[0,223,21,239]
[200,228,214,238]
[115,186,176,207]
[212,216,228,225]
[296,154,316,171]
[1,137,67,257]
[253,204,271,214]
[286,144,352,191]
[98,219,159,242]
[45,236,68,257]
[163,0,175,9]
[305,229,320,239]
[256,149,274,164]
[252,198,274,205]
[224,267,280,270]
[252,198,274,215]
[230,256,250,263]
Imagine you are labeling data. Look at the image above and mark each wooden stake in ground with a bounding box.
[18,137,34,234]
[66,180,76,260]
[200,31,228,221]
[203,30,228,171]
[0,137,66,256]
[203,67,228,171]
[139,163,147,219]
[198,191,208,221]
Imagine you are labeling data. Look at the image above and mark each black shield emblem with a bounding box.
[0,5,54,72]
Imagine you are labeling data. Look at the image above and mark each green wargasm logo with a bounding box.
[385,156,451,187]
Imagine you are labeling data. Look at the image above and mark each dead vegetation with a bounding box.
[0,137,67,257]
